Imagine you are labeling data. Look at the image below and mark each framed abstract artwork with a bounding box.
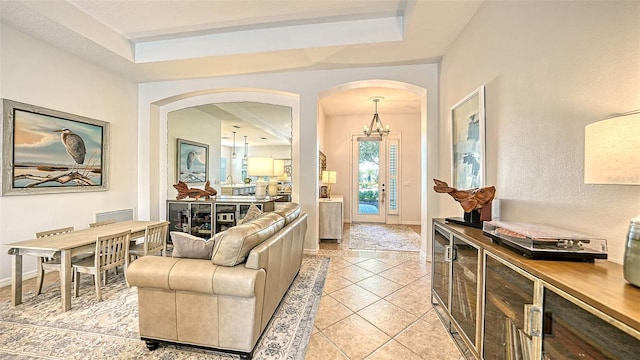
[450,86,485,189]
[1,99,110,195]
[177,138,209,183]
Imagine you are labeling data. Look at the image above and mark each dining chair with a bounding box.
[88,219,123,274]
[89,219,116,228]
[129,221,169,262]
[35,226,75,295]
[73,230,131,302]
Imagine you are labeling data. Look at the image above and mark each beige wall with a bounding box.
[167,107,221,197]
[439,1,640,264]
[324,112,422,224]
[0,25,138,282]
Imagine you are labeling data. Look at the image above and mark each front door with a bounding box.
[352,136,386,223]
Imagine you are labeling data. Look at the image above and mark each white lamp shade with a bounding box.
[585,113,640,185]
[322,170,337,184]
[273,159,285,177]
[247,157,274,177]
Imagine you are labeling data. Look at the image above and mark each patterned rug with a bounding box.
[0,256,329,360]
[349,223,421,252]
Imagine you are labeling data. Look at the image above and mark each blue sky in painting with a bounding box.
[13,110,103,166]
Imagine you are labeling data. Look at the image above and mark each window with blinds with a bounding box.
[388,140,399,214]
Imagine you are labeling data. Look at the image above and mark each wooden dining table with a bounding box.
[5,220,165,312]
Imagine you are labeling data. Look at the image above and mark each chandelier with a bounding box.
[363,97,390,137]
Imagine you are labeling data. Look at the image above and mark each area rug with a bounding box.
[349,223,421,252]
[0,255,329,360]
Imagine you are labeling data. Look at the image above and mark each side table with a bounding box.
[319,195,343,243]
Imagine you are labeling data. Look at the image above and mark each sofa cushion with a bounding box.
[236,203,262,225]
[170,232,215,259]
[274,203,301,225]
[211,212,285,266]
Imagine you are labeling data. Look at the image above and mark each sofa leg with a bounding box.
[145,340,159,351]
[239,352,252,359]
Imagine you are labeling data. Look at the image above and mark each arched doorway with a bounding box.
[148,89,300,222]
[317,80,429,255]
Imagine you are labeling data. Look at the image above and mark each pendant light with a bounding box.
[243,136,248,160]
[363,97,390,137]
[232,131,237,159]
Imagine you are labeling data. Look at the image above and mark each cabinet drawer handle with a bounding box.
[525,304,542,337]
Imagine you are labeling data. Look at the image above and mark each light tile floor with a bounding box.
[305,224,464,360]
[0,224,465,360]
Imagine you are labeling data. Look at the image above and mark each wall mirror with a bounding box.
[167,102,292,198]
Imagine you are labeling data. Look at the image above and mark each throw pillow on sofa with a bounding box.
[170,231,215,259]
[236,203,262,225]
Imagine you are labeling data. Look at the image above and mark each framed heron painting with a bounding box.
[450,86,485,190]
[177,138,209,184]
[1,99,110,195]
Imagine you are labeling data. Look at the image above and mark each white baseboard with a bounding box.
[344,220,421,226]
[401,220,421,225]
[0,269,37,288]
[303,248,319,256]
[420,249,430,262]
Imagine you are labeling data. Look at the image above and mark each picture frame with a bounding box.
[1,99,110,196]
[177,138,209,184]
[319,151,326,180]
[450,86,485,189]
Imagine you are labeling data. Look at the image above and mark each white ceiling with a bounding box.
[197,102,293,147]
[0,0,483,127]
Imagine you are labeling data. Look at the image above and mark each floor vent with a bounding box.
[95,208,134,223]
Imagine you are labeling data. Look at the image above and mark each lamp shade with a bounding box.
[322,170,337,184]
[585,113,640,185]
[247,157,274,177]
[273,159,285,177]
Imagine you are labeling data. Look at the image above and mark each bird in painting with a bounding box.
[54,128,86,172]
[186,150,196,170]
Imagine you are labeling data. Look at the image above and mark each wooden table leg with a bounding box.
[60,249,72,312]
[10,250,22,306]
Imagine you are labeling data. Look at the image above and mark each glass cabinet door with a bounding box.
[190,203,212,238]
[451,236,479,350]
[167,202,189,236]
[542,287,640,359]
[432,225,451,309]
[215,204,236,233]
[239,204,250,222]
[483,254,535,360]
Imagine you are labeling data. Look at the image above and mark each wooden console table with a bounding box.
[431,218,640,359]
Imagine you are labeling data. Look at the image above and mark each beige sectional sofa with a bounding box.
[126,203,307,359]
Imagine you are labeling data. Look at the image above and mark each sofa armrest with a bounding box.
[126,256,180,290]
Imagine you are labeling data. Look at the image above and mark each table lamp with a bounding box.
[584,111,640,287]
[322,170,337,199]
[270,159,285,196]
[247,157,274,199]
